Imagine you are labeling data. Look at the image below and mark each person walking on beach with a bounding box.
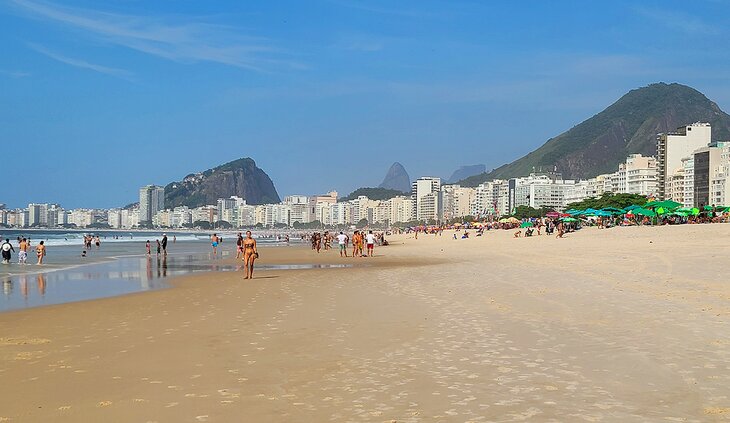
[211,233,219,256]
[145,240,151,256]
[337,231,348,257]
[18,238,28,265]
[1,239,14,264]
[156,239,161,256]
[35,241,46,265]
[242,230,258,280]
[161,234,168,255]
[351,231,360,257]
[366,230,376,257]
[236,232,244,259]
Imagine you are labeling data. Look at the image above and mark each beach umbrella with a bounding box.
[498,218,509,223]
[623,204,642,212]
[633,208,657,217]
[593,210,612,217]
[561,217,578,222]
[602,207,624,214]
[520,221,534,228]
[545,211,561,218]
[507,217,520,224]
[645,200,681,210]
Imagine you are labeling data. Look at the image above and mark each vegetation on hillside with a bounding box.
[460,83,730,186]
[341,187,407,202]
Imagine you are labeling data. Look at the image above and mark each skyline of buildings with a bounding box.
[3,122,729,229]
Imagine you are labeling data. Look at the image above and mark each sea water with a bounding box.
[0,230,315,312]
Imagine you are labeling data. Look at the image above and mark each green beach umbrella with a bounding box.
[645,200,681,210]
[633,208,657,217]
[561,217,578,222]
[520,221,534,228]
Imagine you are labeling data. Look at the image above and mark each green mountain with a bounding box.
[460,83,730,186]
[341,187,406,202]
[165,158,280,208]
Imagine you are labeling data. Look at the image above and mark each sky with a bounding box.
[2,0,730,208]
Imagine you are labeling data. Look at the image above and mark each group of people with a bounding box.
[332,230,380,257]
[1,237,46,265]
[145,234,169,256]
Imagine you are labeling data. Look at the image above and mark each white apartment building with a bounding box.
[108,209,122,228]
[621,154,658,196]
[68,209,94,228]
[412,177,441,221]
[440,185,476,220]
[509,173,574,212]
[657,123,711,199]
[474,180,508,217]
[384,196,413,224]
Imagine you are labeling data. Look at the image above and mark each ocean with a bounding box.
[0,229,306,312]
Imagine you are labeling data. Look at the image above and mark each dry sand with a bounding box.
[1,225,730,422]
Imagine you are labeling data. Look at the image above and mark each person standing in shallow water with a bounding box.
[242,231,258,280]
[35,241,46,265]
[211,233,219,256]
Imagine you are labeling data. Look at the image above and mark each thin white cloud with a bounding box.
[634,6,721,36]
[326,0,440,19]
[0,70,31,78]
[27,43,134,79]
[9,0,302,71]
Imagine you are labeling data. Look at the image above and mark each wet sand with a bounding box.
[1,225,730,422]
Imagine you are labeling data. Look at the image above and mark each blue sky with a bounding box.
[2,0,730,208]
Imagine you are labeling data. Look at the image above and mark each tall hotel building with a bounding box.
[139,185,165,224]
[656,123,711,200]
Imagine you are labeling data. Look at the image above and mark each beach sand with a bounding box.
[1,225,730,422]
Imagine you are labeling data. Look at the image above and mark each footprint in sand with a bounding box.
[0,337,51,346]
[133,398,147,403]
[58,406,71,411]
[196,416,209,422]
[97,401,113,407]
[705,407,730,415]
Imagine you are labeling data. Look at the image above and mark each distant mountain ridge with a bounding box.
[460,83,730,186]
[378,162,411,193]
[447,164,486,183]
[165,158,280,208]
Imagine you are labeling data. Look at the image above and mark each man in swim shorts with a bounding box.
[211,233,219,256]
[337,231,348,257]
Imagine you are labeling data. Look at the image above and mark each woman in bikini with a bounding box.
[242,231,258,280]
[35,241,46,265]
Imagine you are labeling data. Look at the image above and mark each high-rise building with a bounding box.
[139,185,165,224]
[28,203,48,227]
[692,145,724,208]
[412,177,441,221]
[657,123,711,200]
